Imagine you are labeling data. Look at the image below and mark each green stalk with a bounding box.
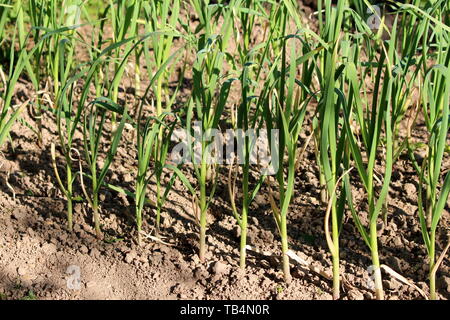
[170,7,236,261]
[66,163,73,232]
[316,0,347,299]
[370,221,384,300]
[81,98,128,240]
[429,230,436,300]
[260,4,318,279]
[91,163,100,238]
[199,153,208,261]
[411,30,450,299]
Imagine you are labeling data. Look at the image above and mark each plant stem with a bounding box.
[332,252,340,299]
[332,205,340,299]
[66,164,73,232]
[136,189,142,246]
[156,207,161,237]
[93,193,101,239]
[429,229,436,300]
[320,170,327,204]
[199,155,208,262]
[240,157,250,269]
[370,222,384,300]
[280,215,291,282]
[155,180,161,236]
[239,220,247,268]
[92,171,101,238]
[157,78,163,116]
[430,271,436,300]
[136,210,142,246]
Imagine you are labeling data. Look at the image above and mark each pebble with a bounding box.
[17,266,27,276]
[437,276,450,293]
[74,203,83,214]
[27,227,35,237]
[233,226,241,239]
[123,173,133,183]
[12,209,26,220]
[211,261,229,275]
[384,279,400,291]
[392,236,403,247]
[125,250,137,264]
[79,245,89,254]
[90,248,101,259]
[254,195,266,207]
[404,183,416,199]
[247,273,259,283]
[193,267,205,279]
[386,256,402,272]
[191,254,201,265]
[363,292,373,300]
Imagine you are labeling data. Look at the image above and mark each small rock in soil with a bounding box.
[247,273,259,283]
[125,250,137,264]
[254,194,266,207]
[17,266,27,276]
[74,203,83,214]
[386,256,402,272]
[437,276,450,293]
[123,173,133,183]
[26,227,35,237]
[292,268,305,278]
[57,233,68,243]
[392,236,403,247]
[233,226,241,239]
[384,279,400,291]
[12,209,26,220]
[363,292,373,300]
[204,250,213,261]
[193,267,207,279]
[259,229,274,242]
[171,283,182,294]
[159,245,171,254]
[90,248,101,259]
[79,245,89,254]
[211,261,229,276]
[42,243,57,255]
[404,183,416,199]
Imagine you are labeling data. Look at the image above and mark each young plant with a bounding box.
[342,19,399,300]
[134,47,183,242]
[1,8,77,151]
[260,6,318,281]
[142,0,181,116]
[228,56,265,269]
[51,33,135,232]
[174,35,234,262]
[81,98,128,238]
[134,111,174,244]
[0,7,26,150]
[315,0,348,299]
[51,79,80,232]
[164,1,238,262]
[411,38,450,300]
[107,0,142,128]
[227,3,276,269]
